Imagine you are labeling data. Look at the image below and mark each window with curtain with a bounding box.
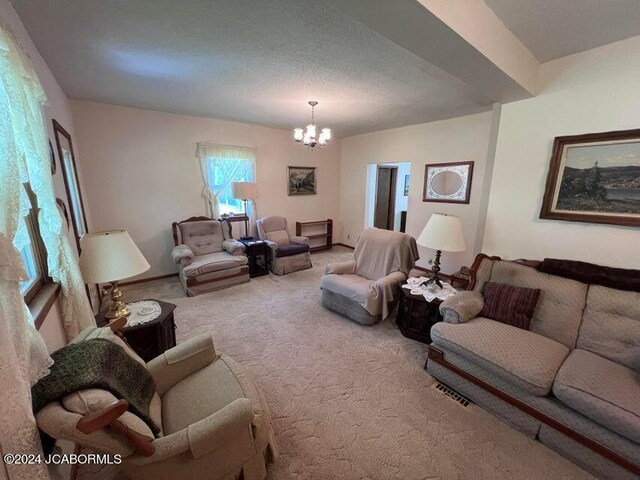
[196,143,257,219]
[206,157,254,215]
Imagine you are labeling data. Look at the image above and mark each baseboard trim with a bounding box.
[334,243,355,250]
[426,346,640,475]
[120,272,179,286]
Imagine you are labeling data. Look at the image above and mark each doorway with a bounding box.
[365,162,411,232]
[374,166,397,230]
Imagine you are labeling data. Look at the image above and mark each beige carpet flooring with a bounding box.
[119,247,593,480]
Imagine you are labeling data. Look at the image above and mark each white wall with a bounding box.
[0,0,90,349]
[482,35,640,268]
[340,111,494,274]
[71,101,342,279]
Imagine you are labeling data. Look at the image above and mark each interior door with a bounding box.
[374,166,397,230]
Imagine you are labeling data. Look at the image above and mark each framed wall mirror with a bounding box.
[53,119,100,311]
[423,161,474,204]
[53,119,88,253]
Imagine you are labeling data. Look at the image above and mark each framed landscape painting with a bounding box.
[287,166,316,195]
[540,128,640,227]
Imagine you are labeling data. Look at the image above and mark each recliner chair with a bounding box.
[171,216,249,296]
[35,324,277,480]
[256,216,312,275]
[321,228,419,325]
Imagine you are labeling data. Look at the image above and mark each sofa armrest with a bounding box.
[222,239,246,256]
[171,244,194,266]
[146,334,217,396]
[187,398,255,460]
[439,291,484,324]
[290,235,309,245]
[324,260,356,276]
[372,271,407,291]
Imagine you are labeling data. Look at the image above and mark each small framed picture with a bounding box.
[287,166,317,195]
[423,161,474,204]
[404,175,410,196]
[540,128,640,227]
[49,139,56,174]
[55,198,70,231]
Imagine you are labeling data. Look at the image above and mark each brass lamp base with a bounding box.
[105,282,131,319]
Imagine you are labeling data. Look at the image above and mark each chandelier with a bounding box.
[293,101,331,149]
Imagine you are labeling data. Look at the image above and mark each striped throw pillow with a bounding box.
[480,282,541,330]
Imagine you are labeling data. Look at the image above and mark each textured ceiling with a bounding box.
[484,0,640,62]
[11,0,494,137]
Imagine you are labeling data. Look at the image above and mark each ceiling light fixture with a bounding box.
[293,101,331,149]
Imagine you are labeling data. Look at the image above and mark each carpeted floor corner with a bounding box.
[119,247,593,480]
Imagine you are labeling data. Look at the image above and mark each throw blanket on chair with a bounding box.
[354,228,420,318]
[32,338,160,437]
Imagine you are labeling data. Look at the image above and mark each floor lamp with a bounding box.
[232,182,259,240]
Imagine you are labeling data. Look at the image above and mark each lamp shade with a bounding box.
[79,230,150,284]
[231,182,259,200]
[417,213,466,252]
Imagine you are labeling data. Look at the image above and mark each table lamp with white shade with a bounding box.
[231,181,259,240]
[79,230,150,319]
[417,213,466,288]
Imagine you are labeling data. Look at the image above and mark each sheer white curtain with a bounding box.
[196,143,257,232]
[0,23,92,480]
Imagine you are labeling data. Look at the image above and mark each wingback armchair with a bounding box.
[256,216,312,275]
[171,216,249,296]
[320,228,419,325]
[35,324,277,480]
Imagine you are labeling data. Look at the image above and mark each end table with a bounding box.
[96,298,177,362]
[240,239,270,278]
[396,287,443,343]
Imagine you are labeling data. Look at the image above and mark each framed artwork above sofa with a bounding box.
[540,128,640,227]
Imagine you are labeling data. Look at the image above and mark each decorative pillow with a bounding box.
[480,282,541,330]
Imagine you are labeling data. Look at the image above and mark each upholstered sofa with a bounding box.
[256,216,312,275]
[321,228,419,325]
[36,325,277,480]
[426,254,640,480]
[171,217,249,296]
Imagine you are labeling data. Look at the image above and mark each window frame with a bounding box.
[21,184,49,305]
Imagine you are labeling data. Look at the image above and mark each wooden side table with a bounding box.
[396,288,443,343]
[240,239,270,278]
[96,299,177,362]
